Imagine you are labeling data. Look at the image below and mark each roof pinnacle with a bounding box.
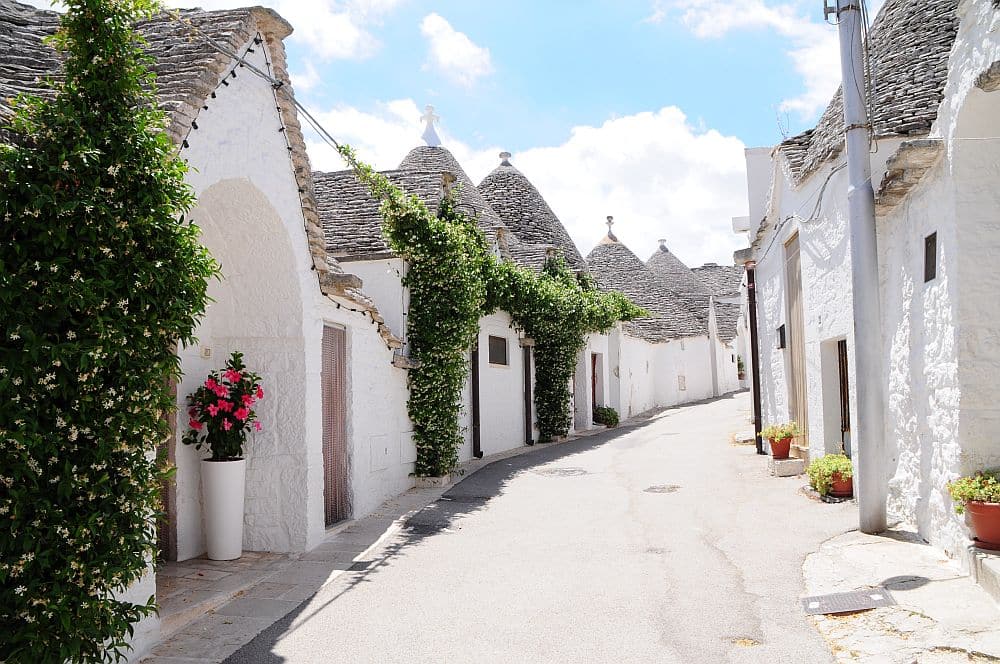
[605,215,618,242]
[658,238,668,251]
[420,105,441,147]
[499,151,512,166]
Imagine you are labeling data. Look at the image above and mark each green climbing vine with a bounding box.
[0,0,217,661]
[339,146,644,472]
[487,257,643,441]
[340,148,489,476]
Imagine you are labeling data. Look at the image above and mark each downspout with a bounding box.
[830,0,886,534]
[471,338,483,459]
[746,262,765,455]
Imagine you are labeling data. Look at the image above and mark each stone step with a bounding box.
[970,547,1000,606]
[768,457,805,477]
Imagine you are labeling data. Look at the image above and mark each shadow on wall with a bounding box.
[221,391,748,663]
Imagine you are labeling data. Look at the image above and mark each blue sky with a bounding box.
[290,1,820,154]
[27,0,853,266]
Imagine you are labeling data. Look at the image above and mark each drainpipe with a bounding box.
[830,0,886,533]
[745,262,765,455]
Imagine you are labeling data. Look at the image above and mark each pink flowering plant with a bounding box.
[183,352,264,460]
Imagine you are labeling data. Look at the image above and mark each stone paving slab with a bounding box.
[804,527,1000,663]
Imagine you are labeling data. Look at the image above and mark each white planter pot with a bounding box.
[201,458,246,561]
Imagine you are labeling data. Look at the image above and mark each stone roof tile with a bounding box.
[777,0,959,183]
[586,236,706,342]
[477,154,585,270]
[692,263,744,298]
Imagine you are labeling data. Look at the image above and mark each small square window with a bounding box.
[924,232,937,283]
[488,335,508,366]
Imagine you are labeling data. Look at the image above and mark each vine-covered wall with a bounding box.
[340,145,644,475]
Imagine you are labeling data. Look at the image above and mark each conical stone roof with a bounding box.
[646,241,712,298]
[398,145,505,231]
[586,235,706,342]
[477,153,585,270]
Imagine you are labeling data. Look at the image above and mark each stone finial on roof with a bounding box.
[499,151,512,166]
[658,238,667,250]
[603,215,619,243]
[421,105,442,147]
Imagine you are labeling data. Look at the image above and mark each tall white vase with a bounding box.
[201,458,246,561]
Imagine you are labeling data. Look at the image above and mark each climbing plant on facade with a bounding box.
[340,147,489,477]
[0,1,217,661]
[340,145,644,466]
[487,257,644,441]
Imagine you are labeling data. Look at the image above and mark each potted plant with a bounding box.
[807,453,854,497]
[737,356,746,380]
[593,406,620,428]
[761,421,800,459]
[183,352,264,560]
[947,471,1000,550]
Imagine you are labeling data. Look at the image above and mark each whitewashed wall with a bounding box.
[175,35,323,560]
[346,258,406,340]
[883,0,1000,559]
[746,139,902,460]
[476,312,530,456]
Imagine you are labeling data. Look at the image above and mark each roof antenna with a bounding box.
[421,105,441,147]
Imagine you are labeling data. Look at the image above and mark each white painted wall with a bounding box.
[743,0,1000,561]
[477,311,529,455]
[882,0,1000,560]
[346,258,406,341]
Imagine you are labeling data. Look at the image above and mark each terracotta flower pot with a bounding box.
[829,472,853,497]
[770,437,792,459]
[967,501,1000,550]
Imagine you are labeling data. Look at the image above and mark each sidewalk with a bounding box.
[144,419,627,663]
[803,527,1000,663]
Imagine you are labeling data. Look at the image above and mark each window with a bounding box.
[488,335,508,366]
[924,232,937,282]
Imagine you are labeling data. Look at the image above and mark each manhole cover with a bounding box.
[802,588,896,615]
[644,484,680,493]
[533,467,588,477]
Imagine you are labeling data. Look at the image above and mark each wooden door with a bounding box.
[321,326,349,526]
[837,339,851,455]
[784,235,809,450]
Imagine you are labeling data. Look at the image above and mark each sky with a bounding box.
[24,0,861,267]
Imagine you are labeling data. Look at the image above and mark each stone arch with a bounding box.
[172,178,312,560]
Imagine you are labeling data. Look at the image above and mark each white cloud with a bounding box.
[419,13,494,88]
[161,0,402,61]
[306,101,748,267]
[658,0,841,120]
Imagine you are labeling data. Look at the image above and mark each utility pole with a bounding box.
[829,0,887,533]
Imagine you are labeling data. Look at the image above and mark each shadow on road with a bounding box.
[223,390,747,662]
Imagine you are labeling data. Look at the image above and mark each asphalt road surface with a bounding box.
[227,391,857,663]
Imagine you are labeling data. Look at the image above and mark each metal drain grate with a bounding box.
[644,484,680,493]
[802,588,896,615]
[533,467,589,477]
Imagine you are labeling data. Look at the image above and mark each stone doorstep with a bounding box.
[769,457,805,477]
[969,547,1000,606]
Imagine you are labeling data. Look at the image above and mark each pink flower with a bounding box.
[254,421,263,432]
[222,419,233,431]
[212,384,230,398]
[206,404,219,417]
[234,407,249,422]
[255,386,264,400]
[241,394,255,406]
[189,419,203,431]
[217,399,233,413]
[204,377,219,390]
[224,369,242,383]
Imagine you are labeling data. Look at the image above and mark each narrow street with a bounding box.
[226,392,857,663]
